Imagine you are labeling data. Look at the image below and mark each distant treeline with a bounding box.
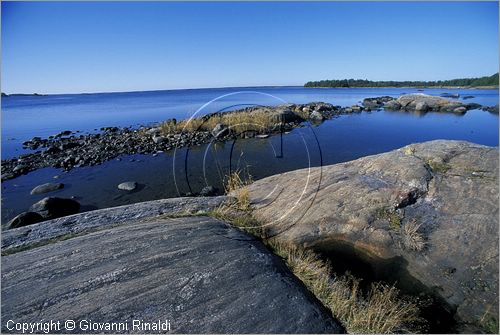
[304,73,499,88]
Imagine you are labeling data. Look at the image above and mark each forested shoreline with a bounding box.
[304,73,499,88]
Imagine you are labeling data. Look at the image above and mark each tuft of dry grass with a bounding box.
[159,108,283,135]
[401,219,426,251]
[224,169,253,211]
[268,240,424,333]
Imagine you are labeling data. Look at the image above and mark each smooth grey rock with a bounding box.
[30,182,64,195]
[362,96,395,109]
[117,181,137,191]
[313,102,335,112]
[212,123,229,139]
[453,106,467,114]
[246,140,498,331]
[274,108,304,123]
[384,100,402,110]
[1,216,343,333]
[29,197,80,220]
[152,135,166,144]
[2,196,229,254]
[7,212,44,229]
[147,127,162,135]
[310,110,324,121]
[415,101,429,112]
[396,94,468,113]
[12,165,26,173]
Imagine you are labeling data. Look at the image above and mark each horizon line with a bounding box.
[3,72,498,96]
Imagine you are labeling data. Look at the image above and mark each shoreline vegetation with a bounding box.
[1,94,498,182]
[304,73,499,88]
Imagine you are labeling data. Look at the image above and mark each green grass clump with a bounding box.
[375,207,402,230]
[425,159,450,174]
[480,313,499,334]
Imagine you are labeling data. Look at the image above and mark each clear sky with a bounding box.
[1,1,498,94]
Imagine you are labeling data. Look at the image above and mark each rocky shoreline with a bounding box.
[2,94,497,182]
[0,102,360,181]
[2,140,498,333]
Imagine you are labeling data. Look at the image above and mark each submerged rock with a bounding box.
[30,182,64,195]
[483,105,499,114]
[246,140,498,332]
[117,181,137,191]
[440,93,460,98]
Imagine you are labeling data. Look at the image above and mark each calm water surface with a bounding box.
[1,87,498,225]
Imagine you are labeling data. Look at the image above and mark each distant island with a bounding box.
[1,92,45,97]
[304,73,499,88]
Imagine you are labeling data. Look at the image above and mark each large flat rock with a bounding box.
[2,196,228,254]
[2,216,342,333]
[246,140,498,331]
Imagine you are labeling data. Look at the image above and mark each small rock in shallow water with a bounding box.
[7,212,44,229]
[30,197,80,220]
[200,185,217,196]
[118,181,137,191]
[30,182,64,195]
[12,165,26,173]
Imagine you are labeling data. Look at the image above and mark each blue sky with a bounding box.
[2,1,498,94]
